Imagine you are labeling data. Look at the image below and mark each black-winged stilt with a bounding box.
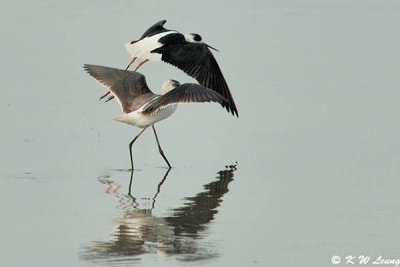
[84,64,229,171]
[100,20,238,117]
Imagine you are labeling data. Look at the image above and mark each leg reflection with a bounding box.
[128,167,171,203]
[81,163,237,264]
[152,168,171,209]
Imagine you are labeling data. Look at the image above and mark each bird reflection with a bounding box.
[80,164,237,264]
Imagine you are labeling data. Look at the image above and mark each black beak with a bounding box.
[205,43,219,52]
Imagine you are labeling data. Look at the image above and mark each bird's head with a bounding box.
[161,79,180,94]
[185,33,219,52]
[185,33,202,42]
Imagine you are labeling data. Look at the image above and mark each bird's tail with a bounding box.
[125,40,139,56]
[112,114,132,125]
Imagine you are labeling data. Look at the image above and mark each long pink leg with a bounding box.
[134,59,149,71]
[125,57,137,70]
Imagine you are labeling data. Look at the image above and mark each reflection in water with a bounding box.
[80,164,237,265]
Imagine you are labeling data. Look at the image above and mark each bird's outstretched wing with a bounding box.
[83,64,156,113]
[141,83,229,115]
[152,41,238,117]
[140,20,168,39]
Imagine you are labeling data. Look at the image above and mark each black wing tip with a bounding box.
[230,104,239,117]
[152,19,167,28]
[223,104,239,117]
[232,108,239,117]
[215,91,238,117]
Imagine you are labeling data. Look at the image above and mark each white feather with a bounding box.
[113,102,177,128]
[125,31,176,61]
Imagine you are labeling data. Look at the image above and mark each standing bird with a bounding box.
[100,20,238,117]
[84,64,229,171]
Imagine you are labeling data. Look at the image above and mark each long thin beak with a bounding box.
[205,43,219,52]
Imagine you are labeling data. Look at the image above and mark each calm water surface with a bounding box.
[1,1,400,266]
[80,165,237,265]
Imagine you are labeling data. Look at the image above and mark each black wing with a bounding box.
[141,83,229,115]
[152,41,238,117]
[140,20,168,39]
[83,64,156,113]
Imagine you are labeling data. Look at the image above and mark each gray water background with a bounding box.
[1,0,400,266]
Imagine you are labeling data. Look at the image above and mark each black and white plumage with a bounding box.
[124,20,238,117]
[84,64,229,170]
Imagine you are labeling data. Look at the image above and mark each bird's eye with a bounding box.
[194,34,202,42]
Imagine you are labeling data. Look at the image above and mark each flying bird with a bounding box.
[99,20,238,117]
[84,64,229,171]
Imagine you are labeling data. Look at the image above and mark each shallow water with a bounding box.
[1,1,400,266]
[80,165,237,265]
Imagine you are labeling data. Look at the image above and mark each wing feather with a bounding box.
[83,64,156,113]
[140,20,168,39]
[141,83,229,115]
[152,42,238,116]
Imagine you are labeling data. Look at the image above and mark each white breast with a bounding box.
[112,104,178,128]
[125,31,176,61]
